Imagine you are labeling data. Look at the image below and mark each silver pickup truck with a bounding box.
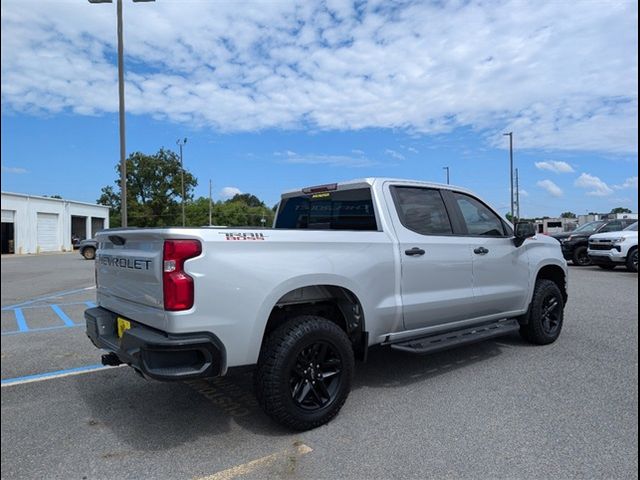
[85,178,568,430]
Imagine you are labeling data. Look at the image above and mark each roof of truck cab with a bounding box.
[281,177,476,197]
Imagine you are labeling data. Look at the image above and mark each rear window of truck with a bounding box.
[275,188,378,230]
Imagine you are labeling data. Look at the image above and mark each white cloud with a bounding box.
[534,161,575,173]
[574,173,613,196]
[518,189,530,197]
[385,149,405,160]
[351,149,365,155]
[613,176,638,190]
[1,1,637,153]
[220,186,242,199]
[536,179,563,197]
[280,151,377,168]
[1,165,29,174]
[406,147,419,154]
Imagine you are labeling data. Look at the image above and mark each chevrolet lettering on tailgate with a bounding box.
[98,255,152,270]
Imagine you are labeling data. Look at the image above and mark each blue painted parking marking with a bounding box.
[14,308,29,332]
[1,364,114,387]
[2,302,92,336]
[1,286,95,311]
[50,304,76,327]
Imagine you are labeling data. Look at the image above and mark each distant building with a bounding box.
[1,192,109,255]
[533,217,578,235]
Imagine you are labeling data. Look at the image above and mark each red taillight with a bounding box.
[163,239,201,311]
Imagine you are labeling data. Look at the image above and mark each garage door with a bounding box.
[37,213,60,252]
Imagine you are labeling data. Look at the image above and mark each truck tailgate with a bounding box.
[95,232,166,327]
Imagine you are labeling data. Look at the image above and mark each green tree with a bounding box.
[228,193,264,208]
[560,211,577,218]
[98,148,197,227]
[610,207,632,214]
[185,194,275,227]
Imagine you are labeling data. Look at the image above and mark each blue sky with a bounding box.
[1,0,638,218]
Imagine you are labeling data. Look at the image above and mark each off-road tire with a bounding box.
[520,279,564,345]
[254,315,354,431]
[627,248,638,273]
[82,247,96,260]
[572,246,591,266]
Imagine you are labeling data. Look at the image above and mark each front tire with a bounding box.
[627,248,638,273]
[572,246,591,266]
[254,315,354,431]
[520,279,565,345]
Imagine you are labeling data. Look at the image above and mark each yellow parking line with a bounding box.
[197,442,313,480]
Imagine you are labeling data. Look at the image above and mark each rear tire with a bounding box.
[520,279,564,345]
[572,246,591,266]
[627,248,638,273]
[254,315,354,431]
[82,247,96,260]
[597,264,616,270]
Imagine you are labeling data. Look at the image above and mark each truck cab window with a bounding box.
[391,186,453,235]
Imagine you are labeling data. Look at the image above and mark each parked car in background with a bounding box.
[553,218,637,266]
[588,221,638,272]
[78,239,98,260]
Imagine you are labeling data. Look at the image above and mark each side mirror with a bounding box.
[514,222,536,247]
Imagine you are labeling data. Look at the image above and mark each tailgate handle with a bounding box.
[109,235,127,245]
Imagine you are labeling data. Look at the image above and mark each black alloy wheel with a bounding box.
[519,279,564,345]
[572,246,591,266]
[289,341,343,411]
[540,294,561,336]
[254,315,354,431]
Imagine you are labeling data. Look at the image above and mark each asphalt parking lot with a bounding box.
[1,253,638,479]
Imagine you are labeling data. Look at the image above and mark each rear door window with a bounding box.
[275,188,378,230]
[391,187,453,235]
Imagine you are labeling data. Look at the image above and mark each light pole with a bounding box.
[503,132,514,221]
[88,0,155,227]
[176,137,187,226]
[442,166,450,185]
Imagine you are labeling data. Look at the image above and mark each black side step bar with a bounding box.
[389,319,519,355]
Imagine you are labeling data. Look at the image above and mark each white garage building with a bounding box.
[1,192,110,255]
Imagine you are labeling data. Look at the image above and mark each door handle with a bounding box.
[405,247,426,256]
[474,246,489,255]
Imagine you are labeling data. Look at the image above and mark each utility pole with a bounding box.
[515,168,520,220]
[442,166,450,185]
[503,132,514,221]
[176,137,187,226]
[88,0,156,227]
[208,179,213,226]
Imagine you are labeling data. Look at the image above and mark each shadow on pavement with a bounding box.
[77,335,515,446]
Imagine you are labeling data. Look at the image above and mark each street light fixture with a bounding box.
[88,0,156,227]
[176,137,187,226]
[503,132,514,221]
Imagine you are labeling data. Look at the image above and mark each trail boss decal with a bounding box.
[220,232,266,241]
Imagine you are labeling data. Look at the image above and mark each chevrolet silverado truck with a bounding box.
[85,178,568,430]
[588,221,638,272]
[552,218,637,266]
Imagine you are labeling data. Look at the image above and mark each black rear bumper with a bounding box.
[85,307,226,381]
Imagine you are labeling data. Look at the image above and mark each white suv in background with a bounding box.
[588,221,638,272]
